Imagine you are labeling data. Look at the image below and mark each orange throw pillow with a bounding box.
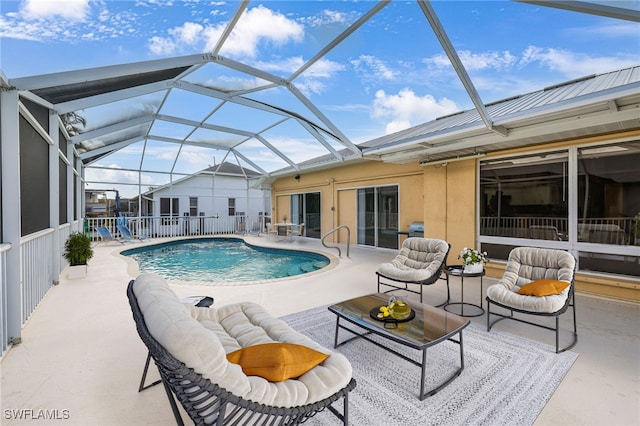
[517,279,570,297]
[226,343,329,382]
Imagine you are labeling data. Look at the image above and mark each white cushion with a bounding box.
[486,247,575,313]
[376,238,448,282]
[133,273,352,408]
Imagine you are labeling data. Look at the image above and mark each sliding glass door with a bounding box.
[291,192,321,238]
[357,185,398,249]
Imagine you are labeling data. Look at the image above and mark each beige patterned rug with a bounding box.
[282,306,578,426]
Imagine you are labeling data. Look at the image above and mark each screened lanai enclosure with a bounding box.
[6,1,639,199]
[1,0,639,357]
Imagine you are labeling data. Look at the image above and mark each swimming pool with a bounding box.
[121,238,331,284]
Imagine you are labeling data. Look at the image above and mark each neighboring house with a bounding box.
[141,162,271,234]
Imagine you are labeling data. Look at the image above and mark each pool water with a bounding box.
[122,238,330,283]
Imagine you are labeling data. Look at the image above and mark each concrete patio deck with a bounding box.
[1,235,638,425]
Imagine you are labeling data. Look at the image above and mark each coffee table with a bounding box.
[328,293,470,400]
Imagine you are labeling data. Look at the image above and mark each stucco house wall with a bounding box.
[149,174,270,219]
[271,130,640,301]
[272,161,424,245]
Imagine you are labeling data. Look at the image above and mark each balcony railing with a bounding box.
[84,214,272,242]
[0,243,10,356]
[480,216,638,245]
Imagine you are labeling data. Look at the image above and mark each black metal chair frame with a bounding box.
[138,296,214,392]
[486,265,578,354]
[127,280,356,425]
[376,243,451,306]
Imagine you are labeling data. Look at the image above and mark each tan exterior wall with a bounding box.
[271,161,423,245]
[271,130,640,302]
[423,158,477,264]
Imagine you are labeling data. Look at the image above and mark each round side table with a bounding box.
[443,266,485,317]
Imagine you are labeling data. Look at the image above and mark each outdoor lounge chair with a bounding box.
[117,224,148,242]
[127,274,355,425]
[486,247,577,353]
[289,223,305,239]
[138,295,214,392]
[376,237,451,305]
[267,223,278,240]
[95,226,124,245]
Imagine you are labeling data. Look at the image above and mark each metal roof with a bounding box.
[359,66,640,165]
[4,0,640,194]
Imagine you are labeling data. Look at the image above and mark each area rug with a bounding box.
[282,306,578,426]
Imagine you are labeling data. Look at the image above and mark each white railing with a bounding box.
[84,215,272,242]
[20,229,55,324]
[480,217,568,239]
[0,243,10,356]
[480,216,637,245]
[58,223,73,272]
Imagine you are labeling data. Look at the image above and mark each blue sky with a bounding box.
[1,0,639,197]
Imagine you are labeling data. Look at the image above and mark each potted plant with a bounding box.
[64,232,94,279]
[458,247,488,273]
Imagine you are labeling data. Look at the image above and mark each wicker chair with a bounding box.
[127,279,355,425]
[376,238,451,305]
[486,247,577,353]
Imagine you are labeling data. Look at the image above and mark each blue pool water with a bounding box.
[121,238,330,283]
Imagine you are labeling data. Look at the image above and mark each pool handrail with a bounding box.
[322,225,350,258]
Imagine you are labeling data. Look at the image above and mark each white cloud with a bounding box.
[0,1,140,43]
[303,9,354,27]
[0,16,41,41]
[351,55,399,81]
[427,50,517,71]
[214,5,304,58]
[519,45,639,77]
[21,0,90,21]
[149,35,177,55]
[458,50,517,71]
[85,163,155,198]
[175,147,217,168]
[566,22,640,39]
[149,5,304,58]
[427,44,638,81]
[169,21,203,45]
[372,89,458,135]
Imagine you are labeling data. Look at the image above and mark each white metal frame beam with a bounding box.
[9,54,209,90]
[69,114,154,144]
[517,0,640,22]
[55,80,170,114]
[417,0,508,137]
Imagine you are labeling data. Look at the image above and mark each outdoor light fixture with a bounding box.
[294,175,300,180]
[419,152,486,167]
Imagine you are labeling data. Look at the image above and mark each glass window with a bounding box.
[160,197,179,226]
[578,141,640,246]
[290,192,321,238]
[480,151,568,241]
[228,198,235,216]
[160,198,179,216]
[189,197,198,216]
[578,251,639,277]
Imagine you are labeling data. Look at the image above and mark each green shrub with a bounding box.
[64,232,94,266]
